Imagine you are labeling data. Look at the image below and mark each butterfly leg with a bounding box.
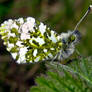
[51,53,58,62]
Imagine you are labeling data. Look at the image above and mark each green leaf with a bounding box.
[30,56,92,92]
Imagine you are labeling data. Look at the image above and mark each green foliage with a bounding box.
[0,0,14,22]
[30,57,92,92]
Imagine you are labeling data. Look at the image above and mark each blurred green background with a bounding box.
[0,0,92,92]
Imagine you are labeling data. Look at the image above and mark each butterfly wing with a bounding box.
[0,17,62,63]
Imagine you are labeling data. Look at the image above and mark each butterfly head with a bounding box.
[57,30,81,61]
[61,30,81,46]
[68,30,81,45]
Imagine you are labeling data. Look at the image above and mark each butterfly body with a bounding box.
[0,17,80,63]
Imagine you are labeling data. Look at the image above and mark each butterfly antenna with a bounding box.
[74,5,92,30]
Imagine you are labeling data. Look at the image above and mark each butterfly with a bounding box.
[0,5,92,64]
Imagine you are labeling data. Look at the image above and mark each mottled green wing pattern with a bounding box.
[0,17,62,63]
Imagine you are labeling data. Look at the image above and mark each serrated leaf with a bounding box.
[30,57,92,92]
